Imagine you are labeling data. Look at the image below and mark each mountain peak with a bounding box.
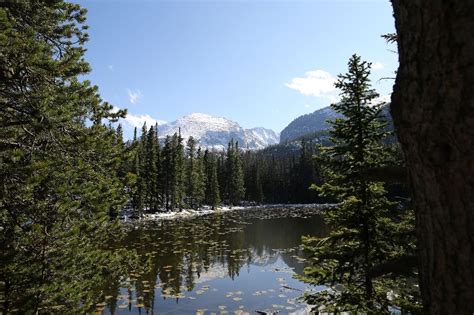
[182,112,215,120]
[158,113,279,150]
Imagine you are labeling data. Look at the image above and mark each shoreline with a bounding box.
[122,203,334,222]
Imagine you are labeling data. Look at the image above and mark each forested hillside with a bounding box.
[280,103,393,144]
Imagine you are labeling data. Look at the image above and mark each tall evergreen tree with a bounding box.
[207,152,221,209]
[153,123,162,210]
[225,139,245,205]
[194,147,206,207]
[145,125,158,211]
[0,1,136,312]
[216,151,227,202]
[184,136,196,208]
[185,137,205,209]
[203,150,219,209]
[172,132,185,210]
[131,127,142,212]
[160,132,185,211]
[161,136,173,210]
[134,123,148,216]
[299,55,419,313]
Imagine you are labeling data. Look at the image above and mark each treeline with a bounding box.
[111,124,326,216]
[242,141,326,204]
[113,125,245,215]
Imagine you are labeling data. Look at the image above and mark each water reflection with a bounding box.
[102,206,329,314]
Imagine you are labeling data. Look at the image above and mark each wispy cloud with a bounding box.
[285,70,338,101]
[127,89,142,104]
[372,61,384,70]
[108,64,114,71]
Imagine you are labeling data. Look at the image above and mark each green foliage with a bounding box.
[185,137,205,209]
[225,139,245,206]
[157,133,185,211]
[203,149,221,209]
[128,134,247,211]
[298,55,420,313]
[145,125,159,210]
[0,1,139,312]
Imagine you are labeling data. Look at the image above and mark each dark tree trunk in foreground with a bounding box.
[391,1,474,314]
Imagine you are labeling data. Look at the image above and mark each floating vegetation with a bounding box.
[99,205,328,313]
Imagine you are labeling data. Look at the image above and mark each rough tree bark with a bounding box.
[390,1,474,314]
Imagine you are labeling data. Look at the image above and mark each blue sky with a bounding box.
[78,0,397,135]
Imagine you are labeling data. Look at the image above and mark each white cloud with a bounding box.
[304,104,311,108]
[125,113,166,129]
[328,95,341,104]
[113,106,166,129]
[372,61,384,70]
[285,70,337,98]
[127,89,142,104]
[372,94,391,105]
[108,64,114,71]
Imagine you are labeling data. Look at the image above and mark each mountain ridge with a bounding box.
[157,113,279,150]
[280,104,392,144]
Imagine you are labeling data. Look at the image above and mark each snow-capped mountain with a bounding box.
[158,113,279,150]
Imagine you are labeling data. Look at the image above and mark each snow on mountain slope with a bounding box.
[158,113,279,150]
[245,127,280,150]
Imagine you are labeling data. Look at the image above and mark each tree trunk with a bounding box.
[390,1,474,313]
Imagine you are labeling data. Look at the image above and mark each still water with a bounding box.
[101,206,329,314]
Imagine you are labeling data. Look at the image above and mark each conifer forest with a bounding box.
[1,1,473,314]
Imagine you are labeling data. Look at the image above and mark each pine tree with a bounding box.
[145,125,158,211]
[208,153,221,209]
[203,149,222,209]
[225,139,245,206]
[163,132,185,211]
[299,55,419,313]
[131,127,141,211]
[173,132,185,210]
[184,136,204,209]
[153,123,163,210]
[203,150,212,206]
[162,136,173,210]
[217,151,226,202]
[194,147,206,208]
[116,124,124,147]
[0,2,136,312]
[134,123,148,216]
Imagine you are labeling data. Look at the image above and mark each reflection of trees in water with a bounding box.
[104,208,328,312]
[240,215,329,275]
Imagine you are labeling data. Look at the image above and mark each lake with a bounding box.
[99,206,329,314]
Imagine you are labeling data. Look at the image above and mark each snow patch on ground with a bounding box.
[123,203,332,222]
